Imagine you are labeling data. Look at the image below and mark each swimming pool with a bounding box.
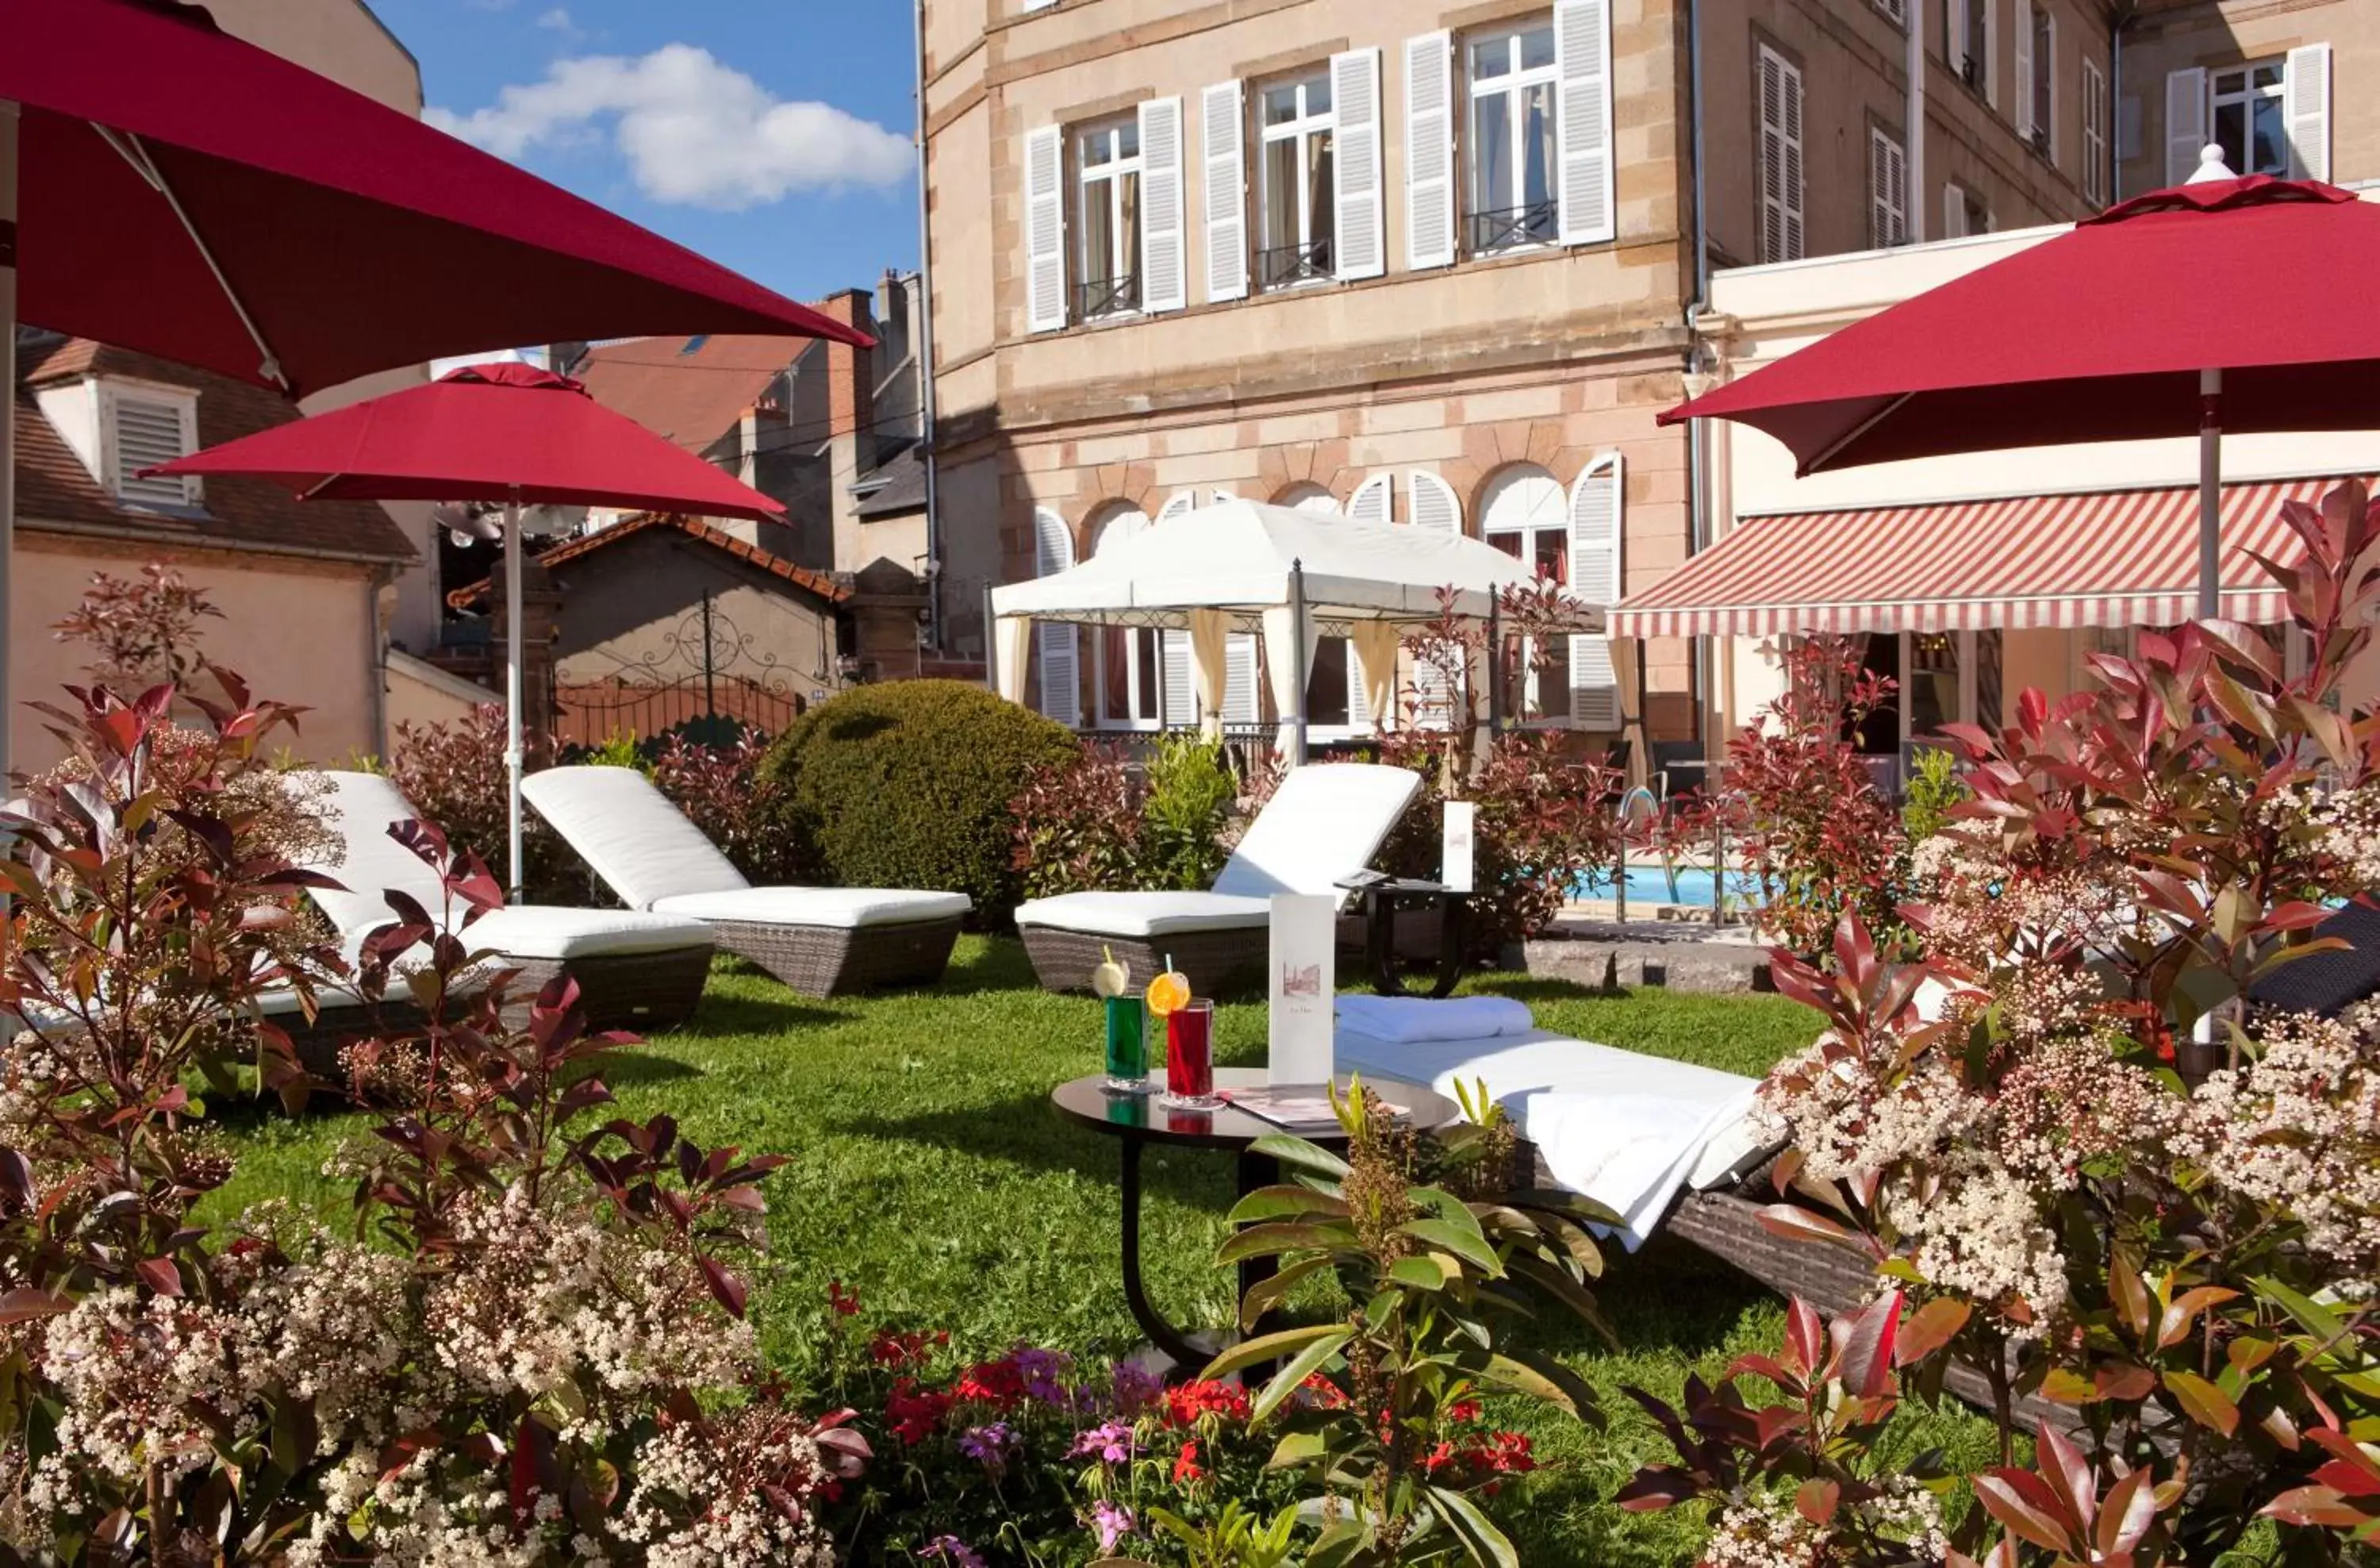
[1572,864,1761,909]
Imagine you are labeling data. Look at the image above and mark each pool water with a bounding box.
[1572,864,1761,909]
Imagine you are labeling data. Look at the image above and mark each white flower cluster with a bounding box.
[1702,1476,1946,1567]
[616,1416,838,1568]
[2309,784,2380,890]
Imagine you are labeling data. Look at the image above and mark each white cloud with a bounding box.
[425,44,913,211]
[535,6,578,32]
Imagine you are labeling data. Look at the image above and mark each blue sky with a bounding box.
[376,0,922,304]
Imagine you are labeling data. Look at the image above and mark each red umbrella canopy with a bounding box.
[1662,176,2380,475]
[148,363,787,521]
[3,0,871,399]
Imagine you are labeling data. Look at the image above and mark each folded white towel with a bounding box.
[1334,993,1533,1045]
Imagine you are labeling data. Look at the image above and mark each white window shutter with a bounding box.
[2165,68,2207,186]
[2083,61,2107,204]
[1031,507,1079,726]
[1756,48,1805,263]
[1154,492,1196,524]
[1347,474,1392,524]
[1346,641,1372,729]
[1407,470,1461,533]
[1139,98,1188,313]
[1223,633,1260,726]
[2285,44,2332,183]
[1868,129,1906,248]
[1404,32,1455,270]
[1567,455,1622,732]
[111,394,195,508]
[1942,183,1966,239]
[1983,0,1997,107]
[2042,13,2056,152]
[1024,126,1068,332]
[2013,3,2034,139]
[1200,81,1249,303]
[1553,0,1614,246]
[1948,0,1969,75]
[1330,48,1385,280]
[1161,629,1195,726]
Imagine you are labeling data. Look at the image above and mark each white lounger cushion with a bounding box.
[520,766,750,909]
[308,771,459,936]
[451,906,714,960]
[1334,1025,1769,1250]
[651,887,971,931]
[1012,890,1273,938]
[1210,763,1421,905]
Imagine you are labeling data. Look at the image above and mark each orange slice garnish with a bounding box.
[1145,970,1191,1017]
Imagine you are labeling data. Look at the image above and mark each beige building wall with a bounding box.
[547,532,843,705]
[2117,0,2371,199]
[19,535,386,772]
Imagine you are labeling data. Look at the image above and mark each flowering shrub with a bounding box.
[1727,636,1910,959]
[1732,481,2380,1562]
[809,1285,1304,1564]
[0,674,866,1562]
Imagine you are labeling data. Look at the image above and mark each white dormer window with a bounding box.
[100,382,199,510]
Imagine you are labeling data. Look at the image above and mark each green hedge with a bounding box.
[758,681,1081,924]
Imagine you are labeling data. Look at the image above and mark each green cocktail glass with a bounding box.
[1103,996,1148,1093]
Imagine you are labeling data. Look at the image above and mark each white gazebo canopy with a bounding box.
[988,499,1604,759]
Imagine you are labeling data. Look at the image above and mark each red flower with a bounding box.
[1446,1400,1482,1424]
[1479,1431,1536,1473]
[1421,1439,1458,1474]
[1162,1379,1250,1428]
[827,1279,860,1318]
[954,1357,1026,1410]
[1294,1374,1349,1410]
[868,1329,946,1370]
[884,1378,953,1444]
[1172,1439,1203,1485]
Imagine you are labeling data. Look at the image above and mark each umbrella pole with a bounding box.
[505,498,526,904]
[2198,368,2222,621]
[1289,559,1310,768]
[0,103,16,782]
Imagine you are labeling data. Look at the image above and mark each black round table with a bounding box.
[1050,1067,1459,1374]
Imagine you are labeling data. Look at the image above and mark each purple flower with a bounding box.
[919,1539,985,1568]
[956,1421,1016,1471]
[1088,1501,1136,1553]
[1068,1419,1134,1464]
[1012,1346,1074,1405]
[1108,1360,1163,1417]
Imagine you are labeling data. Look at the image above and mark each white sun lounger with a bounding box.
[1014,763,1422,995]
[305,771,718,1036]
[521,766,971,997]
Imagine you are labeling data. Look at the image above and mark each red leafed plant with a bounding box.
[1737,479,2380,1565]
[647,724,811,886]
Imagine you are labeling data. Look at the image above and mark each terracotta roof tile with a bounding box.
[446,512,850,610]
[16,337,416,563]
[571,334,817,452]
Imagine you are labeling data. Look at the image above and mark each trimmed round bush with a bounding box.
[758,680,1081,924]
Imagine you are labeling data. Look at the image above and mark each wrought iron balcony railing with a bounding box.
[1257,237,1334,291]
[1073,273,1142,321]
[1467,199,1558,257]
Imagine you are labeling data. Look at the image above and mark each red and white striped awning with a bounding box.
[1610,477,2347,639]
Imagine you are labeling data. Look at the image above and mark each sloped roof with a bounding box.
[852,442,927,519]
[17,337,416,563]
[571,333,816,450]
[446,511,849,610]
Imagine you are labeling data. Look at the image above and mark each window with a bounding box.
[2211,60,2286,177]
[1942,181,1990,237]
[1464,20,1560,256]
[1074,117,1142,319]
[1869,127,1908,248]
[1089,508,1161,729]
[1756,45,1805,263]
[2082,59,2107,204]
[103,384,198,510]
[1257,71,1336,290]
[1949,0,1992,102]
[1480,466,1571,724]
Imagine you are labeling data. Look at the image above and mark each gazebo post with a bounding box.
[1486,598,1502,735]
[1288,559,1310,767]
[503,490,526,905]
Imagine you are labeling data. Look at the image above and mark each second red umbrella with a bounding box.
[150,362,788,898]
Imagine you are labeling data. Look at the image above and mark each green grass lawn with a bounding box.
[203,937,1997,1566]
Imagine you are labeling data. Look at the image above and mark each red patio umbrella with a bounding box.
[0,0,870,768]
[1661,159,2380,617]
[150,363,787,897]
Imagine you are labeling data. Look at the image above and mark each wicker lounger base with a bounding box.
[708,915,962,997]
[1019,925,1269,997]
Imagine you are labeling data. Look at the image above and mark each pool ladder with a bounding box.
[1612,786,1659,926]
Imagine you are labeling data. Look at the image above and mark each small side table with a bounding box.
[1340,877,1468,997]
[1050,1069,1457,1376]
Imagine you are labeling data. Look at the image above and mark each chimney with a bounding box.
[815,288,877,463]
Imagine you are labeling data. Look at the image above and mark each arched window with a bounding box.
[1088,503,1163,729]
[1273,482,1339,515]
[1479,464,1570,724]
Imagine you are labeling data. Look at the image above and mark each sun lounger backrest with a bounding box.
[305,771,456,938]
[1211,763,1421,906]
[520,765,750,909]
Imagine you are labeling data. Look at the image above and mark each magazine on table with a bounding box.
[1221,1084,1409,1133]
